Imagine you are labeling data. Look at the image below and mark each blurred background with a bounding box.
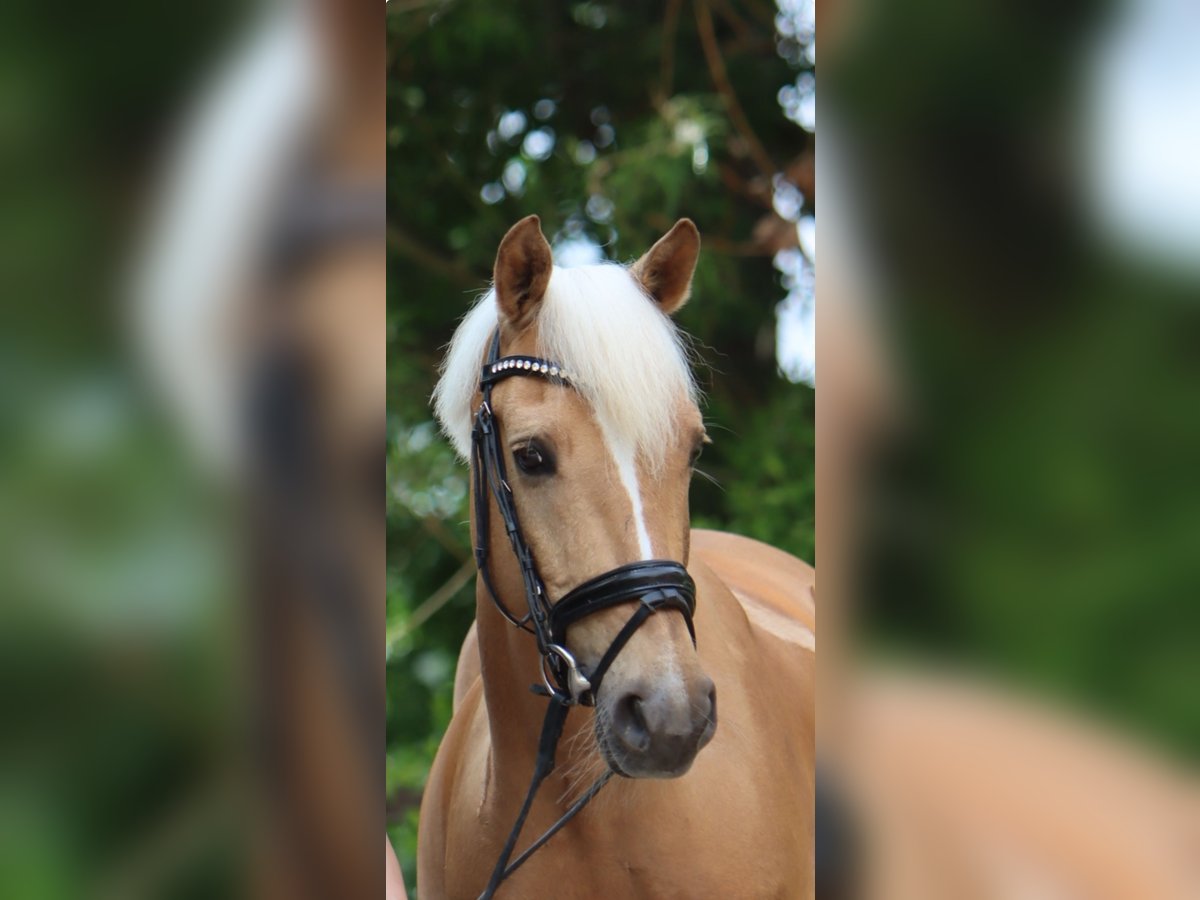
[821,0,1200,895]
[824,0,1200,757]
[385,1,815,892]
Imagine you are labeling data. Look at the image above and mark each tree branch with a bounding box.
[657,0,684,106]
[389,558,476,647]
[694,0,778,182]
[387,225,481,290]
[712,0,753,42]
[421,514,470,563]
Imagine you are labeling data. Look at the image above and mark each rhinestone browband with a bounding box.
[480,355,571,386]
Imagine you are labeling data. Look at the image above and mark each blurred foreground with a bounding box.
[1,1,382,897]
[821,0,1200,896]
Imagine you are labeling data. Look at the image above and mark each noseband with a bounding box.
[470,329,698,897]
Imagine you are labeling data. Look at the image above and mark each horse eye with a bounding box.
[514,441,554,475]
[689,442,704,466]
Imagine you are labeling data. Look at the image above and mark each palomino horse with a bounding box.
[419,216,815,898]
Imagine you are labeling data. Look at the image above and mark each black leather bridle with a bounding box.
[470,329,698,898]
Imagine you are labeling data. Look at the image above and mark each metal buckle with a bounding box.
[541,643,592,704]
[476,400,493,434]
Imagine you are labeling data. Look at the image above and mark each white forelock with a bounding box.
[432,263,697,468]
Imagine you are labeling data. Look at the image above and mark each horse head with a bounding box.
[436,215,717,778]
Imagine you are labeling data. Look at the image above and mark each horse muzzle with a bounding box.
[600,673,717,778]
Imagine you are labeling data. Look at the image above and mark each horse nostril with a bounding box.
[632,698,648,733]
[614,693,651,753]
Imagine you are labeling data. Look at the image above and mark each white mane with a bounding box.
[433,263,698,468]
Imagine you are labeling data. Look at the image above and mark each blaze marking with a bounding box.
[603,427,654,559]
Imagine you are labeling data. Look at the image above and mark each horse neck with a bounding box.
[473,580,597,783]
[473,571,535,735]
[470,507,597,780]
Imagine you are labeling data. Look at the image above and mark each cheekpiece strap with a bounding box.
[473,331,573,690]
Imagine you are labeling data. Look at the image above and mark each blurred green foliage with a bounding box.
[386,1,814,890]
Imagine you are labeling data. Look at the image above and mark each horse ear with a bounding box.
[494,215,553,330]
[631,218,700,315]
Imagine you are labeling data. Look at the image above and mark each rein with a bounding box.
[470,329,697,898]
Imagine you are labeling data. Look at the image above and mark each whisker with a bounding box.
[557,730,596,783]
[557,752,588,789]
[690,699,747,743]
[702,420,736,437]
[558,751,608,806]
[561,724,590,756]
[556,717,608,807]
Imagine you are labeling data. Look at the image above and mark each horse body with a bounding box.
[419,217,814,898]
[421,529,815,899]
